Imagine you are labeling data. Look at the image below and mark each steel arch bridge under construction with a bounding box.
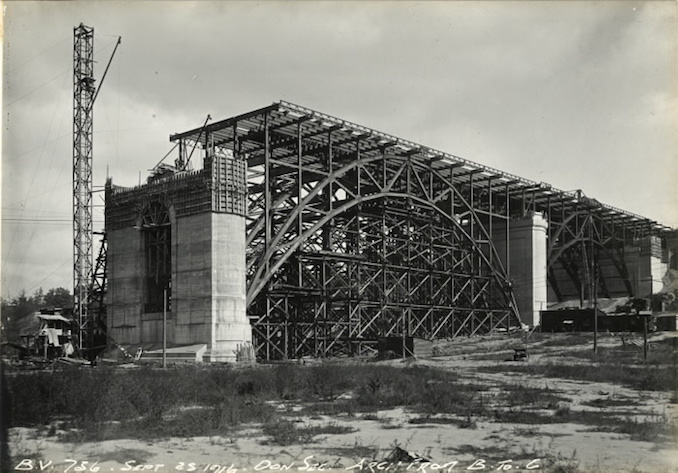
[169,101,673,360]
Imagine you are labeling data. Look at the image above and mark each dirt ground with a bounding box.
[7,332,678,473]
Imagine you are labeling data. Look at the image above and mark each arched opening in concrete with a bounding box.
[141,201,172,314]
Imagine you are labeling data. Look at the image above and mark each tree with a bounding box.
[1,291,39,343]
[43,287,73,309]
[30,287,44,307]
[0,287,73,343]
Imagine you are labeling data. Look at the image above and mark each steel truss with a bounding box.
[172,102,528,359]
[540,194,663,304]
[73,24,95,349]
[171,101,671,360]
[84,233,107,359]
[72,24,119,355]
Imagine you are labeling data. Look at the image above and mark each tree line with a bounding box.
[1,287,73,343]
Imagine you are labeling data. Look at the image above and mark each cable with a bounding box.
[4,68,70,280]
[3,133,71,164]
[4,183,71,209]
[2,218,72,223]
[3,35,70,76]
[5,68,69,107]
[24,258,72,296]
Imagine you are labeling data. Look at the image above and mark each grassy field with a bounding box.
[4,332,678,472]
[6,363,487,440]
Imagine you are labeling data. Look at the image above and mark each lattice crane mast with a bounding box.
[73,24,120,351]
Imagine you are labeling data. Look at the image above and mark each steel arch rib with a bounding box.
[269,155,505,259]
[247,154,512,301]
[547,211,585,261]
[547,211,633,296]
[248,185,517,325]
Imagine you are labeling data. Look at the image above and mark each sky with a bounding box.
[2,1,677,300]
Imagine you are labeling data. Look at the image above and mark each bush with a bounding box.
[261,420,354,445]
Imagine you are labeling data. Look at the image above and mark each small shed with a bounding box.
[20,310,75,358]
[540,308,605,332]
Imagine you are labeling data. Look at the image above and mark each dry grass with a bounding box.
[95,448,153,465]
[261,420,355,446]
[478,360,675,391]
[5,332,678,467]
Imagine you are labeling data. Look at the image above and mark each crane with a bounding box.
[73,24,120,353]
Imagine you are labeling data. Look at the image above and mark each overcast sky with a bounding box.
[2,1,676,299]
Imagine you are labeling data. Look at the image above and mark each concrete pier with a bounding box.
[492,212,548,327]
[105,153,251,362]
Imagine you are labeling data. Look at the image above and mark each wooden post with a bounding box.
[643,316,648,361]
[163,288,167,369]
[639,310,652,361]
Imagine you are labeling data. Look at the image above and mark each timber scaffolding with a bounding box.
[166,100,672,360]
[105,160,247,228]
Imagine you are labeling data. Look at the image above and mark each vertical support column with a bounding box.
[314,300,319,358]
[232,122,238,159]
[405,206,412,357]
[297,122,303,288]
[324,130,334,250]
[469,173,475,314]
[208,131,218,211]
[449,165,456,217]
[177,139,186,168]
[449,164,457,325]
[504,183,511,330]
[353,138,362,353]
[429,164,435,336]
[547,195,552,248]
[588,210,595,308]
[264,113,271,275]
[380,148,387,336]
[260,113,273,360]
[487,177,494,325]
[505,183,510,278]
[574,203,584,306]
[322,131,333,347]
[488,177,493,265]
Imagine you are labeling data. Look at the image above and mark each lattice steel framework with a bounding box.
[540,193,666,304]
[84,233,107,359]
[73,24,95,348]
[171,101,672,359]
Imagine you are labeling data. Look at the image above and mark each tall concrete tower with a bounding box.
[105,151,251,362]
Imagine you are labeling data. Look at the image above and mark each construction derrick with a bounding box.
[73,24,95,349]
[72,24,120,353]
